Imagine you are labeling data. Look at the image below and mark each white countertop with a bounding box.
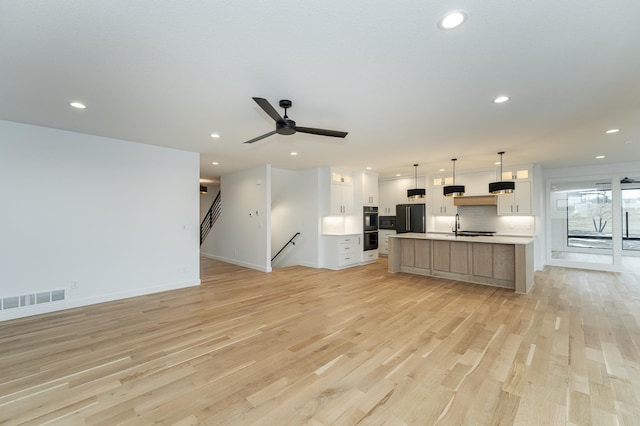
[389,232,534,245]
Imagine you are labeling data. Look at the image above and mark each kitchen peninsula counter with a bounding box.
[388,233,534,293]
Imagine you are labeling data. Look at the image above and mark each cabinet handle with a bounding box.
[516,205,519,213]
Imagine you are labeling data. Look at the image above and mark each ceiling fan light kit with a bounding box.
[489,151,515,194]
[243,97,348,144]
[443,158,465,197]
[407,164,426,200]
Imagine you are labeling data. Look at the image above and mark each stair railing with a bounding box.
[271,232,301,262]
[200,191,221,245]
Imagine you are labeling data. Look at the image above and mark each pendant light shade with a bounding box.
[407,164,426,200]
[489,152,515,194]
[200,185,208,194]
[443,158,465,197]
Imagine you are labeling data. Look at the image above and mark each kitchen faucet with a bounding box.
[453,213,461,236]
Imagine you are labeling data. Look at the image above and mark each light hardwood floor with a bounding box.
[1,257,640,425]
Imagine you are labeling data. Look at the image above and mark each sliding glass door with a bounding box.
[549,179,613,265]
[549,175,640,271]
[622,180,640,251]
[566,188,612,249]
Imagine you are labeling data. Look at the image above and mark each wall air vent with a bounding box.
[1,289,65,311]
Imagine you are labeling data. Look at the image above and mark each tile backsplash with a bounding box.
[431,205,534,236]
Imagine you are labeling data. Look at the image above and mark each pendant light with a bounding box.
[407,164,426,200]
[443,158,465,197]
[488,151,515,194]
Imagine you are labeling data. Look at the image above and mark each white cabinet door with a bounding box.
[378,230,396,255]
[379,177,423,215]
[362,172,378,206]
[323,234,361,269]
[431,189,456,216]
[497,181,531,215]
[329,169,354,215]
[379,180,394,215]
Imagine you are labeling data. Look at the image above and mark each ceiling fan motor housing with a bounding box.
[277,119,296,135]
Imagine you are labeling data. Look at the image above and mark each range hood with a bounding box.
[453,195,498,206]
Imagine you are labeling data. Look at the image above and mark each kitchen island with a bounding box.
[388,233,534,293]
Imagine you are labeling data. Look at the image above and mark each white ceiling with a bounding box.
[2,1,639,181]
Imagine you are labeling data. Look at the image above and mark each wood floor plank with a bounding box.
[1,258,640,424]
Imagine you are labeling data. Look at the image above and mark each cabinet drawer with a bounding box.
[338,253,358,266]
[339,236,357,244]
[363,250,378,262]
[339,243,357,254]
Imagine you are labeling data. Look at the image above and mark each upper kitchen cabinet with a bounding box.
[495,167,533,215]
[379,177,424,215]
[361,172,379,206]
[497,180,532,215]
[329,168,354,215]
[430,176,456,216]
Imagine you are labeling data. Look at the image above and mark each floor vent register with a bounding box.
[1,289,66,311]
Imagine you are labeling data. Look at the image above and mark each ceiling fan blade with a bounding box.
[252,97,284,123]
[295,126,348,138]
[243,130,277,144]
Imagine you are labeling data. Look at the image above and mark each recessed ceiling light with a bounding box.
[625,140,633,144]
[495,161,502,165]
[366,167,372,170]
[595,155,605,159]
[290,152,298,156]
[439,168,445,172]
[493,96,509,104]
[439,11,467,30]
[69,101,86,109]
[605,128,620,134]
[212,162,219,165]
[210,133,220,138]
[396,174,401,177]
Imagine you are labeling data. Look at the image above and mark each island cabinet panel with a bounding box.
[433,241,450,272]
[493,244,515,281]
[388,234,534,293]
[400,239,415,267]
[472,243,494,278]
[450,241,469,275]
[414,240,430,270]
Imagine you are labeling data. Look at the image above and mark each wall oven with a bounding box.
[363,206,379,251]
[364,230,378,251]
[363,206,378,231]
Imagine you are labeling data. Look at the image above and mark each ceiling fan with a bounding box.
[243,97,348,144]
[596,177,640,185]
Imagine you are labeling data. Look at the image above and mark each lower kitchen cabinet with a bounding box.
[471,243,515,281]
[322,234,361,270]
[398,239,430,272]
[362,249,379,263]
[378,230,396,255]
[433,240,468,275]
[389,235,533,292]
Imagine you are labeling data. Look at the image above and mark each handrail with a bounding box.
[271,232,301,262]
[200,191,221,245]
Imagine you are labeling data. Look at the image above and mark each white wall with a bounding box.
[201,165,271,272]
[0,121,200,321]
[271,168,321,268]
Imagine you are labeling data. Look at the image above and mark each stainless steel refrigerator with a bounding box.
[395,203,426,233]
